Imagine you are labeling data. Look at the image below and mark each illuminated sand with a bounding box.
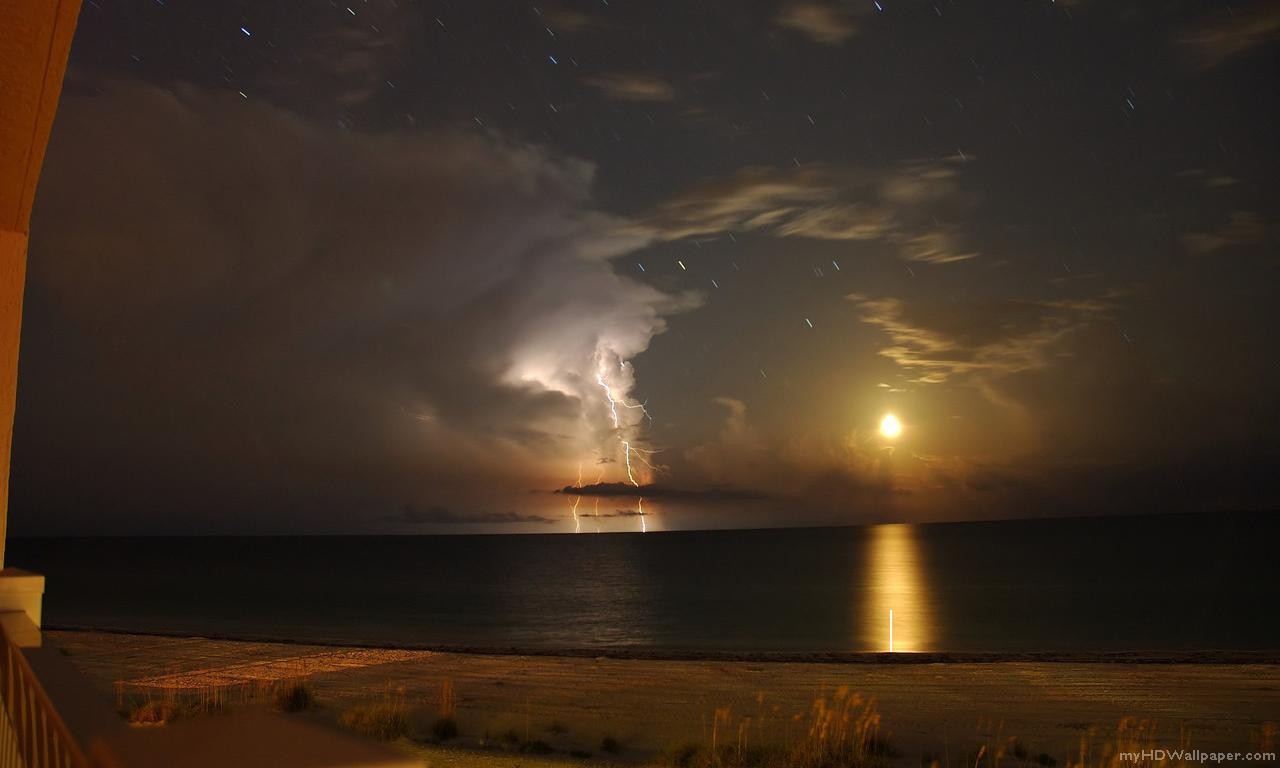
[50,631,1278,766]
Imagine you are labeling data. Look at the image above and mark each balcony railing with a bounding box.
[0,615,90,768]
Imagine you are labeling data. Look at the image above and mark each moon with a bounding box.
[879,413,903,439]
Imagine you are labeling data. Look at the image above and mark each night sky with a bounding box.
[12,0,1280,534]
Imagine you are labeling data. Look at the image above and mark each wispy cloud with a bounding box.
[776,2,860,45]
[584,73,677,102]
[543,7,606,34]
[641,160,978,264]
[849,295,1111,383]
[1182,211,1265,254]
[1183,4,1280,67]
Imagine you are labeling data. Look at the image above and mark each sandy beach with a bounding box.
[47,630,1279,766]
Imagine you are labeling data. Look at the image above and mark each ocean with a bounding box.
[9,511,1278,654]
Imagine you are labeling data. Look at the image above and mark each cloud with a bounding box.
[1175,169,1240,189]
[849,294,1112,384]
[640,161,978,264]
[897,231,978,265]
[556,481,768,501]
[644,167,834,239]
[17,76,699,532]
[255,0,415,110]
[543,8,605,34]
[1182,211,1266,254]
[579,508,647,519]
[392,505,555,525]
[775,2,860,45]
[675,396,908,522]
[684,397,770,485]
[774,203,895,241]
[584,73,677,102]
[1183,4,1280,67]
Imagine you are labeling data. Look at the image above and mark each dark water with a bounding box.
[9,512,1279,653]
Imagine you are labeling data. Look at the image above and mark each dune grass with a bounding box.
[431,679,460,741]
[659,687,891,768]
[274,679,314,712]
[340,702,410,741]
[114,668,1277,768]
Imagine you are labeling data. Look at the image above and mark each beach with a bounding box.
[49,630,1280,766]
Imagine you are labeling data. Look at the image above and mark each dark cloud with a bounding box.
[391,505,555,526]
[16,76,697,532]
[577,508,644,519]
[1182,211,1266,254]
[557,482,768,501]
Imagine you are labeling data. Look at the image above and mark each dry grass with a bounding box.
[660,692,1280,768]
[431,679,459,741]
[117,674,320,725]
[341,702,410,741]
[125,700,180,726]
[340,685,410,741]
[664,687,891,768]
[113,664,1279,768]
[274,679,314,712]
[1063,717,1192,768]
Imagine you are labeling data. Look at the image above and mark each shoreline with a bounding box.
[44,624,1280,665]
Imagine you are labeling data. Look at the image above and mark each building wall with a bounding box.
[0,0,82,565]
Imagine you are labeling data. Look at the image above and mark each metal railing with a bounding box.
[0,618,90,768]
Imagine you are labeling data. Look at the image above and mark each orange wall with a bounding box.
[0,0,82,565]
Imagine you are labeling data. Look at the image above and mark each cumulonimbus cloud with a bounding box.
[18,76,698,532]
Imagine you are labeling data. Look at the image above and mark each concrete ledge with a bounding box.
[0,609,39,648]
[0,567,44,628]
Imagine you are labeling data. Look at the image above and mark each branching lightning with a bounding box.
[596,372,653,428]
[621,440,639,486]
[575,352,663,531]
[565,461,586,534]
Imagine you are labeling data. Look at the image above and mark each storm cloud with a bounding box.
[15,76,697,532]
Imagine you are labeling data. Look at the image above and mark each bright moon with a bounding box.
[879,413,903,439]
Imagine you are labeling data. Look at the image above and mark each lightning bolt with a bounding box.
[575,351,662,531]
[620,441,663,487]
[567,462,584,533]
[596,373,621,428]
[621,440,639,486]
